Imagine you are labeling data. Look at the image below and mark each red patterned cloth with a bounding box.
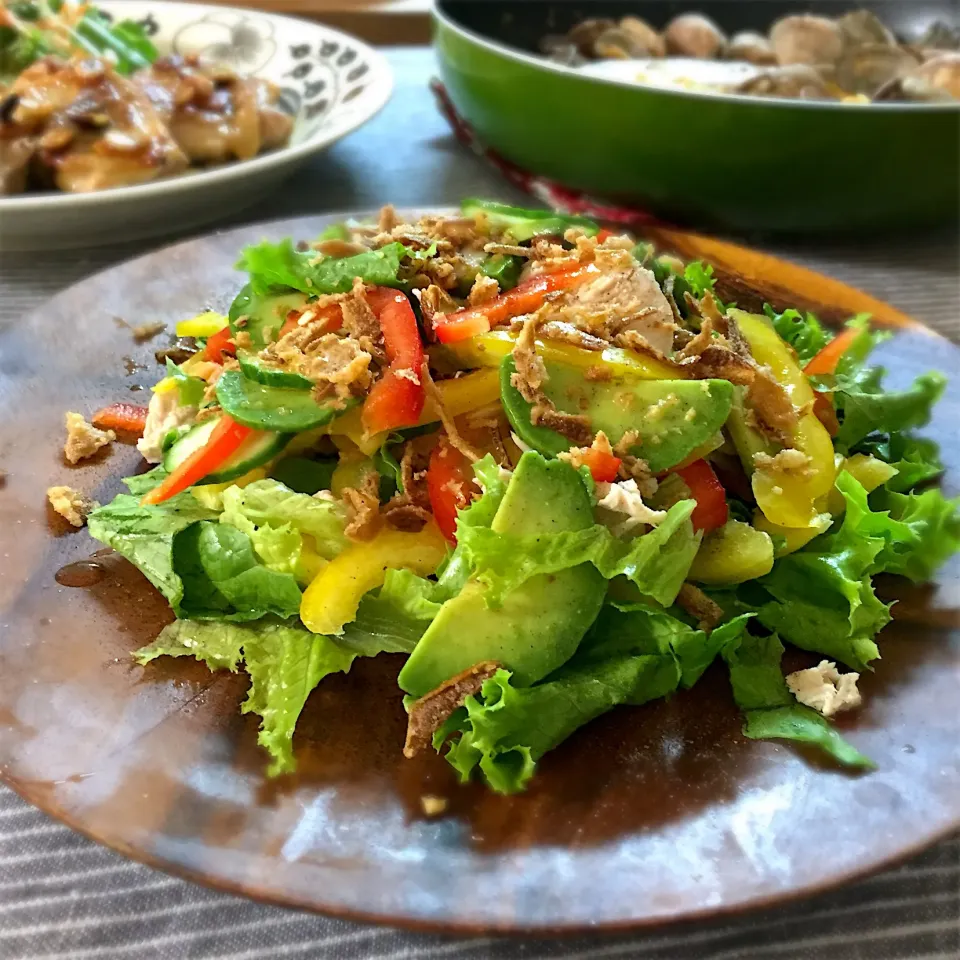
[430,78,665,228]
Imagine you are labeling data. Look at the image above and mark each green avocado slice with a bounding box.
[398,453,606,698]
[500,355,734,473]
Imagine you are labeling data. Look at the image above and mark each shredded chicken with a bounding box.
[787,661,861,717]
[595,478,667,536]
[63,411,114,464]
[542,247,678,355]
[137,388,197,463]
[403,661,502,758]
[46,484,98,527]
[676,583,724,632]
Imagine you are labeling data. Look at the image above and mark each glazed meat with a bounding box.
[133,55,293,164]
[0,53,293,194]
[1,56,187,193]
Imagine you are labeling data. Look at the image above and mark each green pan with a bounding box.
[434,0,960,235]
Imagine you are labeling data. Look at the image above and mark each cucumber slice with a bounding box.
[228,284,310,348]
[163,418,292,485]
[237,350,313,390]
[216,370,359,432]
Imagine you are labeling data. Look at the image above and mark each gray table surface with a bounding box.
[1,46,958,960]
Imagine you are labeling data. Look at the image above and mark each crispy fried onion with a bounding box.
[403,661,502,758]
[342,471,381,541]
[510,314,593,446]
[382,443,434,532]
[676,583,724,632]
[421,363,482,462]
[675,304,797,444]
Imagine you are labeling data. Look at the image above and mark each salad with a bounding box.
[62,200,958,794]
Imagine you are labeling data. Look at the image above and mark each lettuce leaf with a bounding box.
[135,617,246,673]
[236,239,412,297]
[833,368,946,450]
[134,596,428,774]
[220,479,349,560]
[457,499,699,608]
[855,432,944,492]
[173,522,303,621]
[871,486,960,583]
[756,474,891,671]
[683,260,716,299]
[436,605,752,793]
[721,630,873,768]
[88,490,217,607]
[764,305,832,366]
[241,622,355,775]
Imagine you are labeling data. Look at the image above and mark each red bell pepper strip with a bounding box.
[675,459,728,534]
[427,440,475,542]
[433,262,601,344]
[812,392,840,437]
[579,447,622,483]
[803,327,858,437]
[141,415,253,506]
[595,228,614,243]
[203,326,236,363]
[361,288,425,434]
[91,402,148,437]
[278,303,343,339]
[803,326,859,376]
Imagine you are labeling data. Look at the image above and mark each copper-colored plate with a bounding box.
[0,215,958,934]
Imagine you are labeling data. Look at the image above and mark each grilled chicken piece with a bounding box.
[134,55,293,164]
[2,57,188,192]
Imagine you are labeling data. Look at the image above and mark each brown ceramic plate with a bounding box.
[1,214,958,934]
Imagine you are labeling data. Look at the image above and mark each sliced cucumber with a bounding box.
[237,350,313,390]
[164,418,292,485]
[228,284,310,348]
[216,369,359,433]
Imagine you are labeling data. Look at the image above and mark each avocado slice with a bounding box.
[397,453,606,698]
[500,356,734,474]
[228,284,309,348]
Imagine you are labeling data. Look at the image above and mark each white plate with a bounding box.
[0,1,393,251]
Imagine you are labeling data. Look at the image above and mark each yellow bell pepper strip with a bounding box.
[294,535,328,587]
[436,329,677,380]
[688,519,774,584]
[328,368,501,455]
[825,454,899,515]
[330,457,378,497]
[753,510,832,557]
[175,311,228,339]
[300,523,448,635]
[730,310,836,529]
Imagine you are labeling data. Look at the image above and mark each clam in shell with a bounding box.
[725,31,777,65]
[664,13,727,59]
[618,17,666,58]
[737,64,832,100]
[837,9,898,48]
[769,15,845,67]
[835,43,920,97]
